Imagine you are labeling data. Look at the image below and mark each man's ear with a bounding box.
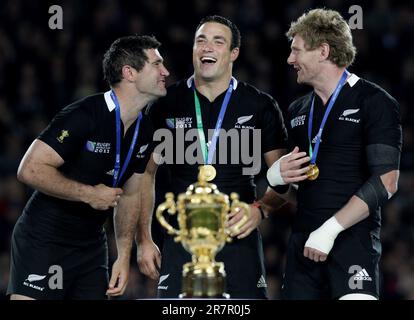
[319,43,330,62]
[230,47,240,62]
[121,65,136,82]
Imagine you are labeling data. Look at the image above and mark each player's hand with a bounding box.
[137,240,161,280]
[304,216,344,262]
[303,246,328,262]
[226,205,260,239]
[279,146,310,183]
[107,257,129,297]
[86,184,123,210]
[304,228,334,262]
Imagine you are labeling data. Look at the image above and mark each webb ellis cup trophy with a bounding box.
[156,165,250,298]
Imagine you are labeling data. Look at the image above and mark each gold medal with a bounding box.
[202,165,216,181]
[307,164,319,181]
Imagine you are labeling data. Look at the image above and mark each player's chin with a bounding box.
[155,87,167,97]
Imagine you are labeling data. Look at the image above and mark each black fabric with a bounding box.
[281,229,381,300]
[356,175,390,212]
[286,77,402,233]
[26,92,154,237]
[148,79,288,204]
[150,78,287,299]
[365,144,401,175]
[7,213,109,299]
[282,75,401,300]
[266,175,289,194]
[8,92,153,299]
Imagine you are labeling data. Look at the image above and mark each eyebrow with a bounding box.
[196,34,227,42]
[150,57,164,64]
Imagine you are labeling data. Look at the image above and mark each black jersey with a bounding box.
[148,76,288,203]
[286,74,402,232]
[22,91,153,241]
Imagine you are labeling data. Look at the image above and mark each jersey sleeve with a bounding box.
[38,103,93,161]
[363,90,402,150]
[261,95,288,153]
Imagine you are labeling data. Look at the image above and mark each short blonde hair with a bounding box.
[286,8,356,67]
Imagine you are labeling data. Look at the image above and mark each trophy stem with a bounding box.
[179,261,230,299]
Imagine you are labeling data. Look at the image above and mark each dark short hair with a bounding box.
[196,15,241,50]
[103,35,161,86]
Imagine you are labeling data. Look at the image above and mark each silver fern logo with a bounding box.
[158,274,170,290]
[26,274,46,282]
[339,108,360,123]
[341,109,360,117]
[235,115,254,129]
[236,115,253,125]
[136,144,149,158]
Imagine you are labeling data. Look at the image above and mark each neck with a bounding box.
[194,74,232,102]
[313,67,348,105]
[112,85,149,131]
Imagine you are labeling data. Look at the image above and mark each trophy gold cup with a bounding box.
[156,166,250,298]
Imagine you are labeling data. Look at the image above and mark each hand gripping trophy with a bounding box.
[156,165,250,298]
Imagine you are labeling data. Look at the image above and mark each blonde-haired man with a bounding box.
[267,9,402,300]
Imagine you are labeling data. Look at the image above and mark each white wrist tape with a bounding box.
[267,154,289,186]
[304,216,345,255]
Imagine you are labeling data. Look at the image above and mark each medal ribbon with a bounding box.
[308,70,349,164]
[192,79,234,164]
[110,90,142,187]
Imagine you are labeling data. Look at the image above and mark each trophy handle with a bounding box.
[156,192,180,239]
[226,193,250,239]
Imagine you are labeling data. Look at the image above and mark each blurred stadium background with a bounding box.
[0,0,413,299]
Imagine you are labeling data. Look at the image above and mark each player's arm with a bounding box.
[107,172,143,296]
[257,149,290,216]
[266,146,311,206]
[135,154,161,280]
[304,91,402,262]
[229,149,288,239]
[17,139,122,210]
[304,164,400,262]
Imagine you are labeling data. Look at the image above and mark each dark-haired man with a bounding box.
[137,16,287,299]
[7,35,169,299]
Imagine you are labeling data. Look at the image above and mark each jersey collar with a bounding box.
[186,75,238,90]
[347,73,360,87]
[104,90,116,112]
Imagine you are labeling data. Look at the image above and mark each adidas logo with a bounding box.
[353,269,372,281]
[311,135,322,144]
[257,275,267,288]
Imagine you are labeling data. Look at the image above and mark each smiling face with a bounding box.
[193,22,239,83]
[135,48,169,98]
[287,35,322,85]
